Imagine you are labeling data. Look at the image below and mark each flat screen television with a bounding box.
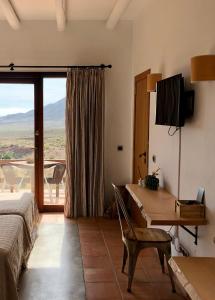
[155,74,185,127]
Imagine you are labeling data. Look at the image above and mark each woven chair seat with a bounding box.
[124,227,172,242]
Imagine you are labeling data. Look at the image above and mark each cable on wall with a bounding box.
[168,126,180,136]
[177,127,182,202]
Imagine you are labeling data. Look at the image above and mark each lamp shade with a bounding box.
[191,55,215,81]
[147,73,162,92]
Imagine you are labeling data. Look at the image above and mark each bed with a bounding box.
[0,215,32,300]
[0,192,39,246]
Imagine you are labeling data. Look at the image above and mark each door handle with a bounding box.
[139,152,146,158]
[139,152,147,164]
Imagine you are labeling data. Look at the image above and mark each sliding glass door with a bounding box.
[0,81,36,201]
[0,73,66,212]
[43,78,66,206]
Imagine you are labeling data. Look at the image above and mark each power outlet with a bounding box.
[152,155,156,163]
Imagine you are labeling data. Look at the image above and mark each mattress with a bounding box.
[0,215,32,300]
[0,192,40,246]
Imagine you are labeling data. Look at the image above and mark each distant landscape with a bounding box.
[0,97,65,160]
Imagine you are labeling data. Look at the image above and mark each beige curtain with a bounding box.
[64,68,105,218]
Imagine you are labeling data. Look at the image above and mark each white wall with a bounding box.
[132,0,215,256]
[0,20,133,203]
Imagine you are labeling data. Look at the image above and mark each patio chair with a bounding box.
[1,164,24,193]
[44,163,66,203]
[112,183,176,293]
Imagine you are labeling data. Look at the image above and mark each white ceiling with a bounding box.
[0,0,146,21]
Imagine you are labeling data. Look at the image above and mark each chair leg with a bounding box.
[127,247,139,293]
[47,183,53,203]
[157,248,165,273]
[1,180,6,192]
[122,244,128,273]
[56,184,59,202]
[164,245,176,293]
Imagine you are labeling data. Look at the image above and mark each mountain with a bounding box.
[0,97,65,128]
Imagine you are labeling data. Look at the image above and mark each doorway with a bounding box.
[133,69,150,183]
[0,73,66,212]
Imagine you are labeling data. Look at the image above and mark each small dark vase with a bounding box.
[144,175,159,190]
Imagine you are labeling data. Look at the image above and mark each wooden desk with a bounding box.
[169,257,215,300]
[126,184,207,226]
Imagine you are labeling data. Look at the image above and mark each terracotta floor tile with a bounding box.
[78,223,100,231]
[99,223,120,231]
[111,255,144,269]
[146,268,170,283]
[81,242,108,256]
[84,268,115,282]
[82,256,112,269]
[104,237,122,247]
[116,268,149,284]
[139,248,157,257]
[119,282,157,299]
[102,231,122,239]
[78,217,186,300]
[77,217,98,224]
[152,283,185,300]
[141,256,160,269]
[85,282,122,300]
[79,230,103,243]
[108,245,124,257]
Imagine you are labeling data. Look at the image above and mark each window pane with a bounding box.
[43,78,66,205]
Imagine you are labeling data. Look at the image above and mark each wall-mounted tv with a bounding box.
[155,74,186,127]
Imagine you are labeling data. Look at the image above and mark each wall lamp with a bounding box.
[191,55,215,81]
[147,73,162,92]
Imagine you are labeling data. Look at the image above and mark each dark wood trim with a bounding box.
[34,77,44,212]
[133,69,151,183]
[42,205,64,212]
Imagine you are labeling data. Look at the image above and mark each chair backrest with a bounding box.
[112,183,137,240]
[1,165,19,185]
[53,163,66,184]
[196,187,205,204]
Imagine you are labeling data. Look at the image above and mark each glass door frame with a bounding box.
[0,72,66,212]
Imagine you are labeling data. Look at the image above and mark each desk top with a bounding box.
[169,257,215,300]
[126,184,207,226]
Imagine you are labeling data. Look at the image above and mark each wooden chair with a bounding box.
[112,183,176,293]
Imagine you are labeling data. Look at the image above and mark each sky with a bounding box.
[0,78,66,116]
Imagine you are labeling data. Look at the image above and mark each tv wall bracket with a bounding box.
[180,225,198,245]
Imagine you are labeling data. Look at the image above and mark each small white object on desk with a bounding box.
[138,179,145,187]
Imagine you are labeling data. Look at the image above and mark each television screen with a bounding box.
[155,74,185,127]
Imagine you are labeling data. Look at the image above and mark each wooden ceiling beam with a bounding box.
[0,0,20,30]
[55,0,66,31]
[106,0,131,30]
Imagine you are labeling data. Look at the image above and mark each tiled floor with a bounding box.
[19,214,188,300]
[78,217,188,300]
[19,214,85,300]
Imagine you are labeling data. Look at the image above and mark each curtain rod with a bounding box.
[0,63,112,71]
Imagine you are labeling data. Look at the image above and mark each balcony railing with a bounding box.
[0,159,66,205]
